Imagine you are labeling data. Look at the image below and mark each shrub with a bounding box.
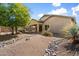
[62,24,79,44]
[42,31,53,37]
[62,24,79,38]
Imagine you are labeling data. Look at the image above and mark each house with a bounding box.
[39,14,76,36]
[28,15,76,36]
[27,19,41,33]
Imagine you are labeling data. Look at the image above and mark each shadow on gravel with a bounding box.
[0,34,17,41]
[64,43,79,51]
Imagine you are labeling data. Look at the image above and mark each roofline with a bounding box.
[42,14,74,18]
[39,14,49,21]
[39,14,76,24]
[28,19,40,25]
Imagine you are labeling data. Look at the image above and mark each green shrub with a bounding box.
[42,31,53,37]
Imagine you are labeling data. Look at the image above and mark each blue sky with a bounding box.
[23,3,79,24]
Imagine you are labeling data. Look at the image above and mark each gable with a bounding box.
[29,19,39,26]
[39,15,50,21]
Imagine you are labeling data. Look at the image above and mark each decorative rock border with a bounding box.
[0,36,22,48]
[44,38,65,56]
[0,34,32,48]
[44,41,58,56]
[44,38,79,56]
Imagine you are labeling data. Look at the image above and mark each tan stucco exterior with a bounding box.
[40,15,76,35]
[27,15,76,36]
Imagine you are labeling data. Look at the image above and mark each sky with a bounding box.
[23,3,79,25]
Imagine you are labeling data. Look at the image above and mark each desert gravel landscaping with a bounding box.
[0,33,53,56]
[0,33,79,56]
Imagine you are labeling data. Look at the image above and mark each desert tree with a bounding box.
[0,3,30,35]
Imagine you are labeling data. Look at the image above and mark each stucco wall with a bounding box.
[43,16,75,34]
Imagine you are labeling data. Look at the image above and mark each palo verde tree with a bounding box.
[0,3,30,35]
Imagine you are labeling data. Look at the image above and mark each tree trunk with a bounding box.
[15,26,18,34]
[11,27,14,35]
[72,35,77,44]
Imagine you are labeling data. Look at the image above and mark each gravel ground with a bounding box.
[0,33,79,56]
[0,34,52,56]
[45,37,79,56]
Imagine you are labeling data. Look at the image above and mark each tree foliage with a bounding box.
[0,3,30,34]
[8,4,30,27]
[0,4,9,26]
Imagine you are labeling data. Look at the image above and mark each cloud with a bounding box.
[52,3,61,7]
[38,13,44,17]
[72,4,79,16]
[48,8,68,15]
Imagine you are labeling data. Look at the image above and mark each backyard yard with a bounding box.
[0,32,79,56]
[0,33,53,56]
[0,3,79,56]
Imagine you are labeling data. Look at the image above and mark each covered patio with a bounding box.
[27,19,43,33]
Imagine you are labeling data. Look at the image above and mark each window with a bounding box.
[45,25,49,31]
